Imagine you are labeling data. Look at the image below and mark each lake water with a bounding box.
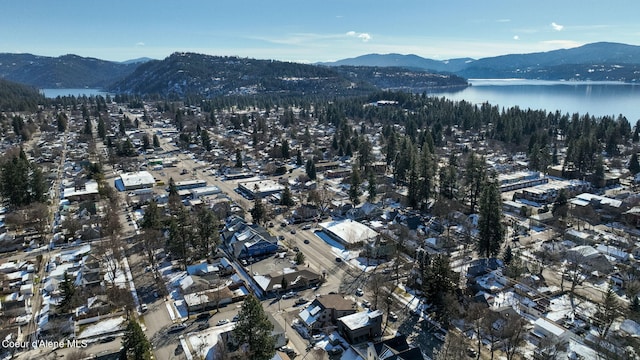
[429,79,640,121]
[41,88,110,98]
[41,81,640,121]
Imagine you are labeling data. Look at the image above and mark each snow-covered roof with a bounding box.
[534,317,566,337]
[119,171,156,188]
[319,219,378,244]
[299,305,322,327]
[338,310,383,331]
[63,180,99,199]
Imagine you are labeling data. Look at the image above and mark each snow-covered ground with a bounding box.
[186,322,236,360]
[77,316,125,339]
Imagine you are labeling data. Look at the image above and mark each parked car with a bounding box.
[295,297,307,305]
[355,288,363,296]
[290,229,297,234]
[197,322,210,331]
[293,246,300,252]
[303,239,310,244]
[389,312,398,321]
[302,224,312,230]
[216,319,230,326]
[196,313,210,321]
[361,300,370,308]
[99,336,116,343]
[279,347,296,357]
[327,347,343,356]
[140,303,148,312]
[168,323,187,333]
[282,291,297,299]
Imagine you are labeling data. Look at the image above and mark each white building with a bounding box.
[118,171,156,191]
[318,219,378,245]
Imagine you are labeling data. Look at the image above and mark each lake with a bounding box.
[429,79,640,121]
[41,88,111,98]
[41,81,640,121]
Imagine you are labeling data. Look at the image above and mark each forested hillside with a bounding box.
[0,78,44,112]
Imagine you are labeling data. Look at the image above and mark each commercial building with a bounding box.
[116,171,156,191]
[318,219,378,246]
[237,180,285,199]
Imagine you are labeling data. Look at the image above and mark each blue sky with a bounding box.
[3,1,639,62]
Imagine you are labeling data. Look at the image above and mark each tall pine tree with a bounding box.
[233,294,276,360]
[477,178,505,258]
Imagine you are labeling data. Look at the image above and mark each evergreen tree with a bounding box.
[464,153,487,214]
[594,284,623,339]
[250,197,266,225]
[295,149,303,166]
[152,134,160,148]
[281,139,290,159]
[305,158,317,180]
[439,153,458,200]
[194,207,219,259]
[141,199,162,230]
[142,134,150,149]
[477,179,505,258]
[56,112,67,132]
[295,251,306,265]
[551,189,569,218]
[59,271,77,312]
[629,152,640,175]
[421,254,456,311]
[235,149,243,168]
[83,118,92,136]
[201,129,212,151]
[503,245,513,265]
[168,208,192,270]
[367,172,377,203]
[348,164,362,206]
[121,320,152,360]
[97,117,106,139]
[280,184,295,207]
[0,151,46,208]
[233,294,276,360]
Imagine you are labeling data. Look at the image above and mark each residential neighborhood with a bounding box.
[1,91,640,360]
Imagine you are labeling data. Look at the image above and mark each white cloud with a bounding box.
[497,19,511,23]
[136,42,145,47]
[346,31,371,42]
[513,35,519,40]
[358,33,371,42]
[551,22,564,31]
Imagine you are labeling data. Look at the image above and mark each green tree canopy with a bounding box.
[477,179,505,258]
[233,294,276,360]
[121,320,152,360]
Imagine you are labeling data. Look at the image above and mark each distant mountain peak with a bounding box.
[120,57,155,65]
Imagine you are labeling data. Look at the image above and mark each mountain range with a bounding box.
[0,42,639,97]
[322,42,640,81]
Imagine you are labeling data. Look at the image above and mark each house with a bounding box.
[222,218,279,260]
[530,317,572,346]
[337,310,383,344]
[254,268,322,296]
[352,334,424,360]
[297,294,357,331]
[183,283,249,314]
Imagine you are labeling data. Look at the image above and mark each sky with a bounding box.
[2,0,640,63]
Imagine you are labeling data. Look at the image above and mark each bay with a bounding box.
[41,88,110,98]
[429,79,640,121]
